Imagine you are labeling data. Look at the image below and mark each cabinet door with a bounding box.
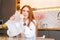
[1,0,16,23]
[49,31,60,40]
[38,30,49,38]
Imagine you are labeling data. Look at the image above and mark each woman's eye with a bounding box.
[22,10,29,12]
[27,11,29,12]
[22,10,25,12]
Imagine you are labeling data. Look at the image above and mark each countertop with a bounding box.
[38,28,60,31]
[0,36,55,40]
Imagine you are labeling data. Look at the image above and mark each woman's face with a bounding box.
[22,7,29,19]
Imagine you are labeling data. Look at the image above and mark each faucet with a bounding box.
[43,23,47,28]
[57,12,60,20]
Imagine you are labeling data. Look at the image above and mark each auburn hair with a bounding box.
[20,5,35,27]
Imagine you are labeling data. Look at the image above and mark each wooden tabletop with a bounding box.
[0,36,55,40]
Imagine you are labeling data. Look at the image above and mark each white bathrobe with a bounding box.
[21,19,36,40]
[5,11,36,39]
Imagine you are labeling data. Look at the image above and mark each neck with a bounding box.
[24,18,27,22]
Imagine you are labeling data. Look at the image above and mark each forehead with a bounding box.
[23,7,29,10]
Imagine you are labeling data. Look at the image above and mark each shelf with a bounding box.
[16,0,20,10]
[38,28,60,31]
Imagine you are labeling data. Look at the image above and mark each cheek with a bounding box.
[22,12,25,15]
[25,13,28,18]
[26,13,28,16]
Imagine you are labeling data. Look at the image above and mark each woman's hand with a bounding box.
[9,15,15,20]
[19,14,24,19]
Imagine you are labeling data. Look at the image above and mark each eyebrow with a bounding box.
[22,10,29,11]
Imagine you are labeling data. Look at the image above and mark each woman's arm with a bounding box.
[9,15,15,20]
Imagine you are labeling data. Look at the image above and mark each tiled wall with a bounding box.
[34,10,60,28]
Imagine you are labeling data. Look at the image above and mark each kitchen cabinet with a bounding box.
[37,28,60,40]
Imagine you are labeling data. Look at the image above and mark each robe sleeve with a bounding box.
[5,11,24,37]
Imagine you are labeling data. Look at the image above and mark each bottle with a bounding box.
[43,24,47,28]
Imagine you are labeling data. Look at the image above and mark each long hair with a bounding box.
[20,5,35,27]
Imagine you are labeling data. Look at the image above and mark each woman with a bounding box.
[4,5,37,39]
[20,5,37,38]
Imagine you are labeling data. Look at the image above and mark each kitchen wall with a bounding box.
[34,10,60,28]
[20,0,60,8]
